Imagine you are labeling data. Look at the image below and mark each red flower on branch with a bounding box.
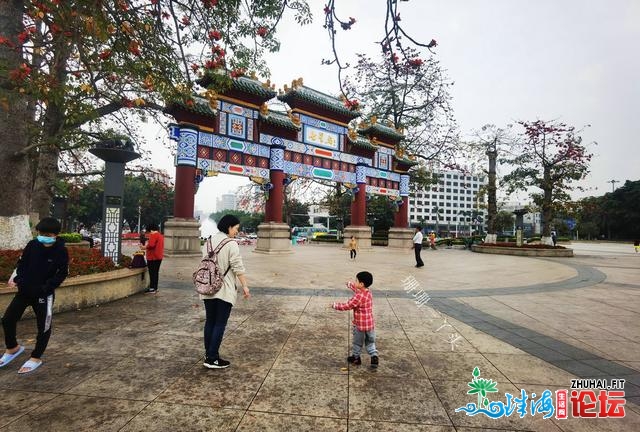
[98,49,112,60]
[9,63,32,82]
[256,26,268,37]
[427,39,437,48]
[208,29,222,40]
[202,0,218,8]
[128,40,141,56]
[230,68,245,78]
[181,15,190,26]
[344,98,360,111]
[324,5,331,14]
[407,58,423,68]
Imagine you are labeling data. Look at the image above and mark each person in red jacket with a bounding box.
[143,222,164,293]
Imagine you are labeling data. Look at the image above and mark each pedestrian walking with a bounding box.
[412,226,424,268]
[201,214,250,369]
[1,217,69,374]
[348,236,358,260]
[330,271,378,368]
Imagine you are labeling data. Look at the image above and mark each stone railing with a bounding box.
[0,267,147,317]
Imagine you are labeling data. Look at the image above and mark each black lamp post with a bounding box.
[89,138,140,263]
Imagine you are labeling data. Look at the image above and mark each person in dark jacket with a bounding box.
[0,217,69,374]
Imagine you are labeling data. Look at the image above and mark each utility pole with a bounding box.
[137,205,141,233]
[607,179,619,193]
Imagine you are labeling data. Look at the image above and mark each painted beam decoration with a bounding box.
[168,76,413,197]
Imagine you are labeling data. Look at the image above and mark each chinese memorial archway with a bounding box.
[164,76,418,255]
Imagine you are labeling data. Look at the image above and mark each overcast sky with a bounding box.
[165,0,640,212]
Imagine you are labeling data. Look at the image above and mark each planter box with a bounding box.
[0,267,147,317]
[472,244,573,257]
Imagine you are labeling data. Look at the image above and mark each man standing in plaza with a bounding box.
[412,226,424,268]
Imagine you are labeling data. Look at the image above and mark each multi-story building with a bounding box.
[408,170,487,237]
[216,193,237,212]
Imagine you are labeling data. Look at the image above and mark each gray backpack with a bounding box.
[193,238,233,295]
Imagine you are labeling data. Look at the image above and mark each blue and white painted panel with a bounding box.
[366,167,401,182]
[356,165,367,184]
[270,147,285,171]
[220,101,258,119]
[227,113,246,139]
[400,174,410,196]
[176,127,198,166]
[282,161,356,183]
[298,114,347,134]
[260,134,370,165]
[197,158,269,180]
[198,132,270,158]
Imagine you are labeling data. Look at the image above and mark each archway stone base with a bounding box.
[388,227,414,249]
[164,218,202,257]
[254,222,293,255]
[343,225,372,250]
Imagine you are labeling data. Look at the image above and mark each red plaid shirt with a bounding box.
[332,283,375,331]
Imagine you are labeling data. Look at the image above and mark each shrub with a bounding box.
[59,233,83,243]
[0,247,132,281]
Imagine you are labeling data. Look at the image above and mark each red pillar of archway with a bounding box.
[394,196,409,227]
[173,165,196,218]
[351,187,366,226]
[265,170,284,223]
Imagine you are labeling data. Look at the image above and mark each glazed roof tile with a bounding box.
[278,86,360,119]
[169,96,217,118]
[259,110,301,130]
[347,133,378,151]
[358,122,405,141]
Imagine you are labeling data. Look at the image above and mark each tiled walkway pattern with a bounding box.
[0,242,638,431]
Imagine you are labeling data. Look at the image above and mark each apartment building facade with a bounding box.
[408,170,487,236]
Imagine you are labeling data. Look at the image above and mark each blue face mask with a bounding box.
[37,235,56,245]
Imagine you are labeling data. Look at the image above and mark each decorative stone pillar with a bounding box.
[344,163,371,249]
[89,139,140,263]
[165,126,201,256]
[388,174,414,249]
[255,144,291,254]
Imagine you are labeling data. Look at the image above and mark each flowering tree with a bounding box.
[0,0,311,248]
[344,49,457,166]
[501,120,593,241]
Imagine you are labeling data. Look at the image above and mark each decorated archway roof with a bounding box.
[166,95,217,118]
[358,120,405,142]
[346,130,379,151]
[394,153,419,167]
[232,76,278,100]
[259,109,301,131]
[197,73,277,102]
[278,79,360,120]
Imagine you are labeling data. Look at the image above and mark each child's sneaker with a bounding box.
[370,356,379,368]
[347,355,361,365]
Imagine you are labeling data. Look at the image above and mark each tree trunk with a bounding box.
[541,167,553,239]
[30,34,72,220]
[0,0,34,249]
[486,149,498,234]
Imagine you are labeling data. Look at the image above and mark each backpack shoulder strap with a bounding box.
[212,238,235,277]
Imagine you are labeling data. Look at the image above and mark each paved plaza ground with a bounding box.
[0,241,639,431]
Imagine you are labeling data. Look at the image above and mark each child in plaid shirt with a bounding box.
[331,271,378,368]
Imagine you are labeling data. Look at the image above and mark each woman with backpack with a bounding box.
[200,214,250,369]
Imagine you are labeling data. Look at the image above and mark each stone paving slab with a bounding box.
[0,241,638,431]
